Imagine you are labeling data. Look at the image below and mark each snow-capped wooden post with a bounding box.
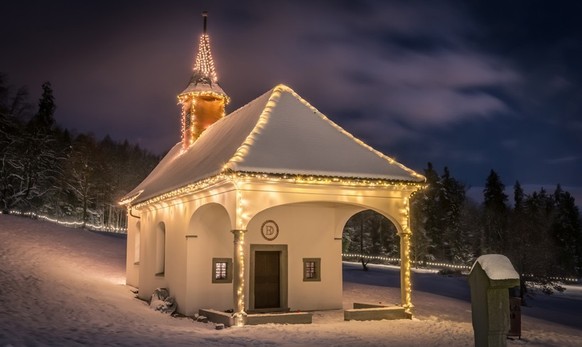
[232,229,247,326]
[469,254,520,347]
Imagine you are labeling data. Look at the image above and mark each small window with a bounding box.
[215,262,227,280]
[303,258,321,281]
[212,258,233,283]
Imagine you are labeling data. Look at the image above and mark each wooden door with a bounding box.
[254,251,280,309]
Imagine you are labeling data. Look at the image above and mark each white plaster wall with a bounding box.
[129,178,416,315]
[246,204,344,311]
[137,210,170,301]
[125,216,140,287]
[132,183,237,315]
[237,180,415,234]
[184,203,233,315]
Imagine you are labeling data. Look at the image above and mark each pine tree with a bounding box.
[439,167,468,263]
[0,75,30,211]
[551,185,581,275]
[482,170,509,253]
[506,181,530,300]
[32,82,56,130]
[410,163,440,263]
[521,188,564,295]
[20,81,62,212]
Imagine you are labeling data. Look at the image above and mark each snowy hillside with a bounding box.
[1,215,580,346]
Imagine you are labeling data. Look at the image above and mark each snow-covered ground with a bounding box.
[1,214,581,346]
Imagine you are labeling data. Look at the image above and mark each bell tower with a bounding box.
[178,11,230,149]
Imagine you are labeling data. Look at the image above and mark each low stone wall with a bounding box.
[199,309,234,327]
[199,309,313,326]
[246,312,313,325]
[344,303,410,321]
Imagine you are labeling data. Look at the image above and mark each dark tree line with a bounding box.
[410,164,582,295]
[0,74,160,228]
[343,161,582,296]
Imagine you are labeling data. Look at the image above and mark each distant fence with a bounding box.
[342,253,579,283]
[4,210,127,233]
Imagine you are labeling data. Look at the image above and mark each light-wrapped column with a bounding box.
[231,229,247,326]
[399,232,412,314]
[398,196,413,315]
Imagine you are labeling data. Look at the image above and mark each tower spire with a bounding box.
[192,11,220,86]
[178,11,229,149]
[203,10,207,33]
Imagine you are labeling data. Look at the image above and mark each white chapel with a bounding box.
[120,12,425,326]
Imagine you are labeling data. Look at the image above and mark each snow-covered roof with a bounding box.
[123,85,424,205]
[471,254,519,281]
[180,73,228,99]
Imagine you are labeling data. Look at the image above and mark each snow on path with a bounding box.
[1,215,580,346]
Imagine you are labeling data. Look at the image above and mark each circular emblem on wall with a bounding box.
[261,220,279,241]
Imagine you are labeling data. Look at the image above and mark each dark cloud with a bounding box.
[1,0,580,188]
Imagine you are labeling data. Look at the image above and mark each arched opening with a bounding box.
[342,209,400,271]
[342,209,405,310]
[134,221,141,264]
[155,222,166,275]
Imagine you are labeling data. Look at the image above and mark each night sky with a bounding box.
[2,0,581,193]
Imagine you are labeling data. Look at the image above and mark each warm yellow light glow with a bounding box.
[397,196,414,314]
[7,210,126,233]
[232,229,247,326]
[127,171,423,211]
[194,34,218,83]
[130,174,231,210]
[342,253,473,270]
[118,190,143,206]
[222,84,425,182]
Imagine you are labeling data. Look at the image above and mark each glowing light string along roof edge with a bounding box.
[121,85,427,208]
[223,84,426,182]
[124,171,424,210]
[222,86,283,171]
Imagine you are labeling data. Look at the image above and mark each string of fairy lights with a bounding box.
[178,91,228,150]
[223,84,426,183]
[180,98,196,149]
[3,211,577,284]
[5,210,126,233]
[342,253,579,283]
[178,27,228,150]
[398,196,413,311]
[5,209,576,283]
[126,171,423,211]
[194,34,218,83]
